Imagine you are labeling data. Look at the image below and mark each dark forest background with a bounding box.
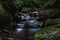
[0,0,60,40]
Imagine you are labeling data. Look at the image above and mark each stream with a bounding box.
[15,11,44,40]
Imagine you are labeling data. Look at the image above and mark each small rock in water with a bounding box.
[17,24,25,28]
[16,28,23,32]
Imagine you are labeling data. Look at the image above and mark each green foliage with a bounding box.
[45,18,60,26]
[14,0,24,8]
[22,7,31,12]
[33,18,60,40]
[14,0,56,10]
[39,0,56,9]
[33,26,60,40]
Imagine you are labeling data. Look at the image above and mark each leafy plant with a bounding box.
[45,18,60,26]
[33,26,60,40]
[14,0,24,8]
[14,0,56,10]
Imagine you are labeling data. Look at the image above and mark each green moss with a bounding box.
[45,18,60,26]
[33,26,60,40]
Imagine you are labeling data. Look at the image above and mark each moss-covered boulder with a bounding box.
[33,26,60,40]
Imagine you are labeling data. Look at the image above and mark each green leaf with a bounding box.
[14,0,24,8]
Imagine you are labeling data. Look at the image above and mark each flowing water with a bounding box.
[0,11,44,40]
[15,11,43,40]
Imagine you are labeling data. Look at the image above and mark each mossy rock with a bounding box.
[33,27,60,40]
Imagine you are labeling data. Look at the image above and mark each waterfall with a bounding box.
[15,11,44,40]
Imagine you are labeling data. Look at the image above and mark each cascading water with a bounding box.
[16,11,43,30]
[15,11,44,40]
